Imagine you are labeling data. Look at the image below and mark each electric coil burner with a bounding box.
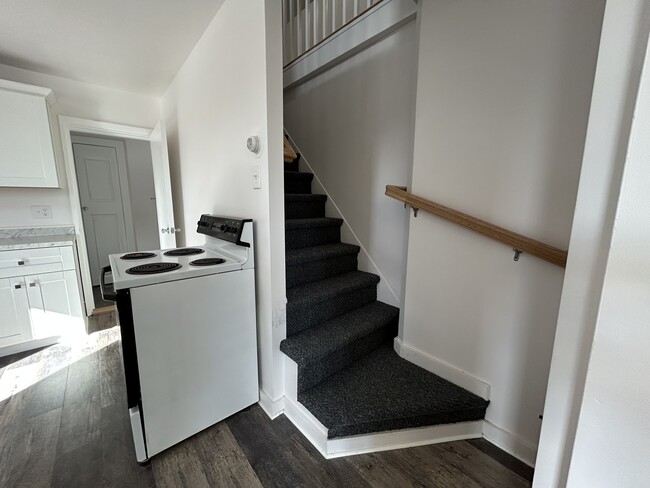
[189,257,226,266]
[125,262,182,275]
[163,248,205,257]
[121,252,157,260]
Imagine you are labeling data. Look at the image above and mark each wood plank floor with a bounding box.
[0,314,533,487]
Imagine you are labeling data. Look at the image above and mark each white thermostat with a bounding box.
[246,136,261,155]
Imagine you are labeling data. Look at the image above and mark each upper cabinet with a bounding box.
[0,79,59,188]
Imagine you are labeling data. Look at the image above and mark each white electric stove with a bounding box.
[101,215,258,462]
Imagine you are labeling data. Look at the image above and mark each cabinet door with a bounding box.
[26,271,84,340]
[0,277,33,348]
[0,89,59,188]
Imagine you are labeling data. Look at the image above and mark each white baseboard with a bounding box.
[258,389,285,420]
[283,396,329,457]
[482,420,537,467]
[327,421,484,458]
[394,338,491,400]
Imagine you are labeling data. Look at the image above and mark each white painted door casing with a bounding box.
[150,121,177,249]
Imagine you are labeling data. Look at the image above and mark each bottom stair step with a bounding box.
[298,345,489,439]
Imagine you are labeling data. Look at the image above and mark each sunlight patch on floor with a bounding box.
[0,325,120,402]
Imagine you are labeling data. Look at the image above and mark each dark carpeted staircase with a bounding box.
[281,160,489,440]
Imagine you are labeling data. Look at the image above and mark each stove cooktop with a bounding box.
[126,262,182,275]
[164,248,205,257]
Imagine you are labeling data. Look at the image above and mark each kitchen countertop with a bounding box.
[0,226,76,251]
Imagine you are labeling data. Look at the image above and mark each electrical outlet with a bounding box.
[252,165,261,189]
[31,205,52,219]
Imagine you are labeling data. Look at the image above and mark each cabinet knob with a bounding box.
[29,282,37,287]
[14,284,22,289]
[17,260,25,265]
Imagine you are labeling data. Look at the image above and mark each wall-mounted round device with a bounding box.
[246,136,261,155]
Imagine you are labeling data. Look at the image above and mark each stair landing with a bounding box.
[298,345,489,439]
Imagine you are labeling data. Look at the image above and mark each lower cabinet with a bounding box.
[0,267,83,352]
[0,277,33,348]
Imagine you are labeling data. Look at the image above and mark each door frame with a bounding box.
[59,116,158,316]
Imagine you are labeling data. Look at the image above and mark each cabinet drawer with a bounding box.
[0,246,75,278]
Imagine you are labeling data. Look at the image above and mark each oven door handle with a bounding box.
[100,265,117,302]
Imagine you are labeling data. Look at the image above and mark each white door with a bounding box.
[150,122,177,249]
[0,277,32,348]
[73,141,135,285]
[26,271,84,340]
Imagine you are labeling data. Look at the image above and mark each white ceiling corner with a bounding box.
[0,0,225,96]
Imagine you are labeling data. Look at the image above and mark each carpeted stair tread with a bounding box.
[287,271,379,306]
[298,345,490,439]
[285,194,327,202]
[285,217,343,230]
[281,302,399,365]
[286,243,360,266]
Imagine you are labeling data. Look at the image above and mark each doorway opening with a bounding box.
[71,133,160,313]
[59,117,178,317]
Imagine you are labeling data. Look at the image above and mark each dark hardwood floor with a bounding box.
[0,315,533,487]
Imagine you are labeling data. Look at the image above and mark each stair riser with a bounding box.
[286,254,358,288]
[287,285,377,336]
[284,177,312,194]
[285,201,326,219]
[297,325,397,393]
[322,407,489,439]
[286,226,341,250]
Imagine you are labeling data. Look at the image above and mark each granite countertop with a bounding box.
[0,226,76,250]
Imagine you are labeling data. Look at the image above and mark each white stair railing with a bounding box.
[283,0,384,66]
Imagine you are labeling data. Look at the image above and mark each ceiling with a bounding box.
[0,0,225,96]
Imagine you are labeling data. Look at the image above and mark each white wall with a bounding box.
[401,0,604,465]
[284,19,418,307]
[123,139,159,251]
[566,28,650,487]
[0,63,161,228]
[161,0,286,400]
[535,1,650,486]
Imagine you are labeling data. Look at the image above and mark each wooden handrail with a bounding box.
[385,185,568,268]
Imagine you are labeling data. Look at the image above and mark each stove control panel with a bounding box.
[197,215,252,247]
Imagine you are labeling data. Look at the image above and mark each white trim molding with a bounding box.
[394,337,491,400]
[258,390,285,420]
[0,79,55,104]
[483,420,537,467]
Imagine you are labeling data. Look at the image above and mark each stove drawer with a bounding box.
[0,246,75,278]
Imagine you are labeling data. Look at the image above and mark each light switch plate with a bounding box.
[31,205,52,219]
[252,165,261,189]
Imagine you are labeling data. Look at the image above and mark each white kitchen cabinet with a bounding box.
[0,277,33,348]
[0,244,84,355]
[26,270,83,340]
[0,80,59,188]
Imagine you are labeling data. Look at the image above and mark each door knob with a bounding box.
[82,206,89,211]
[171,228,181,234]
